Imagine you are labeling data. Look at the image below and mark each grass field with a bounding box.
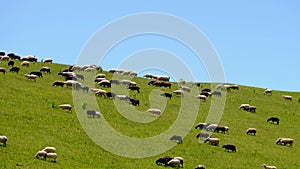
[0,60,299,169]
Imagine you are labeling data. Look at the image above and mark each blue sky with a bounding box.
[1,1,299,91]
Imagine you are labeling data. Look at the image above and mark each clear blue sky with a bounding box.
[1,1,299,91]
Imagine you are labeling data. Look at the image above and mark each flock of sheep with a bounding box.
[0,51,297,168]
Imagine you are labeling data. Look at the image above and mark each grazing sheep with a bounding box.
[262,163,277,169]
[246,128,257,135]
[157,76,170,81]
[200,92,210,97]
[128,97,140,106]
[173,90,184,96]
[30,71,43,77]
[21,61,30,66]
[7,53,21,60]
[276,138,294,146]
[52,81,65,87]
[42,146,56,153]
[222,144,236,152]
[21,55,37,62]
[128,86,140,93]
[264,89,272,95]
[202,88,211,93]
[98,80,111,88]
[282,95,292,101]
[43,58,53,64]
[248,106,257,112]
[86,110,101,118]
[180,86,190,92]
[95,73,106,78]
[0,52,5,56]
[116,95,129,101]
[10,66,20,73]
[110,79,120,85]
[119,79,132,85]
[195,164,206,169]
[64,80,81,88]
[143,73,154,79]
[147,108,161,115]
[24,74,37,81]
[195,123,209,130]
[75,73,84,81]
[94,78,106,83]
[156,156,173,166]
[160,92,172,99]
[46,153,57,162]
[58,104,72,111]
[35,150,47,159]
[40,67,51,73]
[0,55,9,61]
[167,158,181,168]
[0,67,5,74]
[170,135,182,144]
[267,117,279,125]
[8,60,14,66]
[95,89,107,97]
[205,124,218,132]
[106,92,116,99]
[196,132,209,140]
[196,95,207,101]
[173,157,184,168]
[239,104,250,110]
[80,86,89,93]
[215,126,229,134]
[204,137,220,146]
[0,136,7,146]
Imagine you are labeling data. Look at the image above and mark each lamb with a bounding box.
[222,144,236,152]
[46,153,57,162]
[35,150,47,159]
[24,74,37,81]
[196,95,207,101]
[195,165,206,169]
[0,136,7,146]
[262,163,277,169]
[58,104,72,111]
[282,95,292,101]
[0,67,5,74]
[267,117,279,125]
[21,61,30,66]
[147,108,161,115]
[246,128,257,135]
[276,138,294,146]
[204,137,220,146]
[42,146,56,153]
[43,58,53,64]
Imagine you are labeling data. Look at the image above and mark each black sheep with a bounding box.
[222,144,236,152]
[30,71,43,77]
[267,117,279,125]
[10,67,20,73]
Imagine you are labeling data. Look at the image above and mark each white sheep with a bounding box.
[174,157,184,167]
[0,55,9,60]
[95,89,107,97]
[129,71,137,77]
[167,158,181,167]
[43,58,53,64]
[282,95,292,101]
[262,163,277,169]
[24,74,37,81]
[239,104,250,110]
[204,137,220,146]
[95,74,106,78]
[195,164,206,169]
[35,150,47,159]
[46,153,57,162]
[58,104,72,111]
[173,90,184,96]
[147,108,161,115]
[263,89,272,95]
[0,135,7,146]
[21,61,30,66]
[64,80,81,88]
[196,95,207,101]
[42,146,56,153]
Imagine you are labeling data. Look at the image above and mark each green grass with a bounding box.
[0,60,299,169]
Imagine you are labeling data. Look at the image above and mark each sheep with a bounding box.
[8,60,14,66]
[98,80,111,88]
[86,110,101,118]
[129,71,137,77]
[157,76,170,81]
[282,95,292,101]
[128,86,140,93]
[170,135,182,144]
[35,150,47,159]
[196,132,209,140]
[128,97,140,106]
[215,126,229,134]
[95,89,107,97]
[0,136,7,146]
[143,73,154,79]
[196,95,207,101]
[195,123,210,130]
[110,79,120,85]
[173,157,184,168]
[147,108,161,115]
[30,71,43,77]
[43,58,53,64]
[173,90,184,96]
[0,55,9,61]
[7,53,21,60]
[246,128,257,135]
[202,88,211,93]
[119,79,132,85]
[46,153,57,162]
[0,67,5,74]
[52,81,65,87]
[195,165,206,169]
[167,158,181,168]
[106,92,116,99]
[24,74,37,81]
[0,52,5,56]
[10,66,20,73]
[95,73,106,78]
[205,124,218,132]
[64,80,81,88]
[204,137,220,146]
[160,92,172,99]
[263,89,272,95]
[239,104,250,110]
[21,55,37,62]
[80,86,89,93]
[248,106,257,112]
[42,146,56,153]
[222,144,236,152]
[94,78,106,83]
[40,67,51,73]
[180,86,190,92]
[276,138,294,146]
[262,163,277,169]
[155,156,173,166]
[21,61,30,66]
[58,104,72,111]
[75,73,84,81]
[267,117,279,125]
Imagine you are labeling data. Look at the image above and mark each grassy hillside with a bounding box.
[0,60,299,169]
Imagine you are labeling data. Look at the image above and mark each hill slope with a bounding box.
[0,60,299,169]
